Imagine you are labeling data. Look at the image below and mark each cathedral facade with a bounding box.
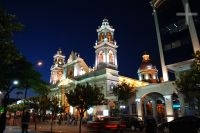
[49,19,182,122]
[49,19,148,117]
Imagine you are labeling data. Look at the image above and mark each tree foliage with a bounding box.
[0,8,48,100]
[65,83,105,133]
[0,8,48,132]
[28,96,45,114]
[176,50,200,96]
[176,50,200,114]
[0,8,24,92]
[112,81,136,103]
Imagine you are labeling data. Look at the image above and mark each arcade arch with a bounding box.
[141,92,166,123]
[135,82,183,122]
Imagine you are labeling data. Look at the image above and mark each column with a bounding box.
[152,7,169,81]
[114,51,118,67]
[95,51,98,68]
[152,100,157,119]
[164,95,174,122]
[136,98,143,120]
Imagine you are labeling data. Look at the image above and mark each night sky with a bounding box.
[2,0,161,96]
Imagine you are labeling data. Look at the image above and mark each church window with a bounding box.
[142,74,145,80]
[67,68,73,78]
[99,33,104,41]
[98,51,104,63]
[106,32,112,42]
[108,50,114,64]
[149,74,152,79]
[57,71,63,81]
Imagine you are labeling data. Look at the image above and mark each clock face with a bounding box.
[58,61,62,65]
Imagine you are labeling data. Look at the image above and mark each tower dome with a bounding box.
[139,53,154,70]
[138,52,159,83]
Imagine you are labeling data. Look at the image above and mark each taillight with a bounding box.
[105,124,118,128]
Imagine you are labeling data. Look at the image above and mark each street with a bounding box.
[4,117,145,133]
[4,121,145,133]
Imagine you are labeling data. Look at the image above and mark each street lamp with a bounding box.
[13,80,19,85]
[36,61,43,67]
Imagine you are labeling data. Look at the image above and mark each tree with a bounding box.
[176,50,200,114]
[65,83,105,133]
[0,8,47,132]
[112,81,136,115]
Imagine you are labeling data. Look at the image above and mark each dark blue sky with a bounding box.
[2,0,161,83]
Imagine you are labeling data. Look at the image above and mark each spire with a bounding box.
[102,18,109,26]
[142,51,150,61]
[50,49,65,85]
[97,18,114,33]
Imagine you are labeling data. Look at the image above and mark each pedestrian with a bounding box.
[144,114,157,133]
[21,111,30,133]
[0,112,6,133]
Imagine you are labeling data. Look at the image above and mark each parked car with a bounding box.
[87,116,126,133]
[122,115,144,131]
[157,115,200,133]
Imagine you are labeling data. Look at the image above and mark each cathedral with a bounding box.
[49,19,182,122]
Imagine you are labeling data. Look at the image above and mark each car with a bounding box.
[157,115,200,133]
[121,115,144,131]
[87,116,126,133]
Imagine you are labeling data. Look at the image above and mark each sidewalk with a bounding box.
[4,126,38,133]
[28,123,88,133]
[5,117,88,133]
[4,122,88,133]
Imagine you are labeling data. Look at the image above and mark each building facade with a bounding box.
[131,53,182,122]
[151,0,200,81]
[49,19,148,117]
[150,0,200,116]
[49,18,185,122]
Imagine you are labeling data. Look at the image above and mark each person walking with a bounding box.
[144,114,157,133]
[21,111,30,133]
[0,112,6,133]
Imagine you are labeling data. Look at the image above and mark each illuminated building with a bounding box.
[49,18,185,122]
[49,19,147,116]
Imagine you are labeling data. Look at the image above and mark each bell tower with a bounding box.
[94,19,118,70]
[50,48,65,85]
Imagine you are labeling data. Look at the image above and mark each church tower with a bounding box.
[138,52,159,83]
[50,49,65,85]
[94,19,118,70]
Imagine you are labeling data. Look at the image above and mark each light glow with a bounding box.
[13,80,19,85]
[87,107,93,114]
[103,110,109,116]
[37,61,43,66]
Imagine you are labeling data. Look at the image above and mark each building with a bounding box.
[151,0,200,81]
[148,0,200,120]
[49,18,187,122]
[49,19,148,117]
[132,52,181,122]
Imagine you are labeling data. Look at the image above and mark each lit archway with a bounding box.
[141,92,166,123]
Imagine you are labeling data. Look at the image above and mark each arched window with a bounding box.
[99,33,104,41]
[106,32,112,42]
[98,51,104,63]
[108,50,114,64]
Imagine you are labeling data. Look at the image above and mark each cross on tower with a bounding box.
[176,3,197,25]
